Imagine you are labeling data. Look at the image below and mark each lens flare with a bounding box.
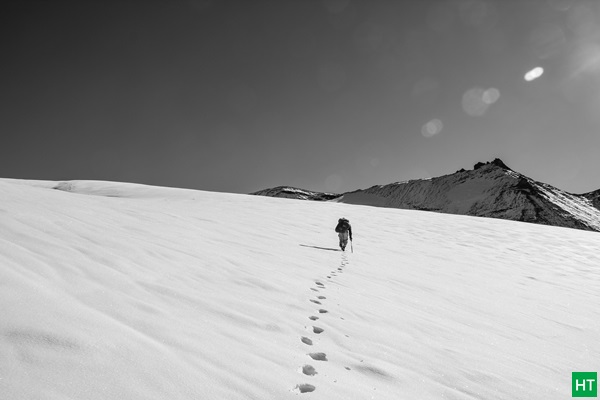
[524,67,544,81]
[482,88,500,104]
[462,87,488,116]
[421,119,443,137]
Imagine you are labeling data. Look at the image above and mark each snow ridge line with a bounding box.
[533,180,600,231]
[504,170,600,231]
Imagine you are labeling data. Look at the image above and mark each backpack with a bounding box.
[335,218,349,233]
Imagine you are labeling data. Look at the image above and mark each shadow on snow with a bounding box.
[299,244,340,252]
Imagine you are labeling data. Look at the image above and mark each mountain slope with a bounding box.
[582,188,600,209]
[336,159,600,232]
[1,178,599,399]
[251,186,341,201]
[253,159,600,232]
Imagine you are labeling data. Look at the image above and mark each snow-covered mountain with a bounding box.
[251,186,341,201]
[583,188,600,210]
[253,159,600,233]
[1,177,598,399]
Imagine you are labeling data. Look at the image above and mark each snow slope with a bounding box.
[1,178,599,399]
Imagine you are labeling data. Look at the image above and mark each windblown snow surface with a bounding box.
[0,178,598,400]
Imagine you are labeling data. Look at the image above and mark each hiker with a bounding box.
[335,218,352,251]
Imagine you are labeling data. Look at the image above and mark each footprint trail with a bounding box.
[293,251,351,393]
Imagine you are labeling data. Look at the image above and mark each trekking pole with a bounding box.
[351,239,353,253]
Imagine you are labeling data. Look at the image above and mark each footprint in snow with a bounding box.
[294,383,316,393]
[308,316,319,321]
[301,337,313,345]
[310,288,319,292]
[315,281,325,287]
[310,299,321,305]
[318,309,328,314]
[317,296,326,299]
[313,326,324,334]
[308,352,328,361]
[302,365,317,376]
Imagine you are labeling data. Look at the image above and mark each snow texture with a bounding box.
[0,178,599,399]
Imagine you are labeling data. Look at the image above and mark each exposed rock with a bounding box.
[250,186,341,201]
[474,158,510,171]
[582,189,600,210]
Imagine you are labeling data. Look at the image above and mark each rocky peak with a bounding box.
[473,158,511,171]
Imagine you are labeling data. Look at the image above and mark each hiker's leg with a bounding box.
[340,232,348,250]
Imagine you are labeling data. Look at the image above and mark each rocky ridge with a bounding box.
[251,186,341,201]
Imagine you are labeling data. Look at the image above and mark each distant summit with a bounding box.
[252,159,600,233]
[250,186,341,201]
[473,158,511,171]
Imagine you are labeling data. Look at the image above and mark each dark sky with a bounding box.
[2,0,600,194]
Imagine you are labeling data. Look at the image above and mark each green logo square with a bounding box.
[573,372,597,397]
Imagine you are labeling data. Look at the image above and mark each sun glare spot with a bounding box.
[462,87,489,116]
[421,119,443,137]
[524,67,544,81]
[482,88,500,104]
